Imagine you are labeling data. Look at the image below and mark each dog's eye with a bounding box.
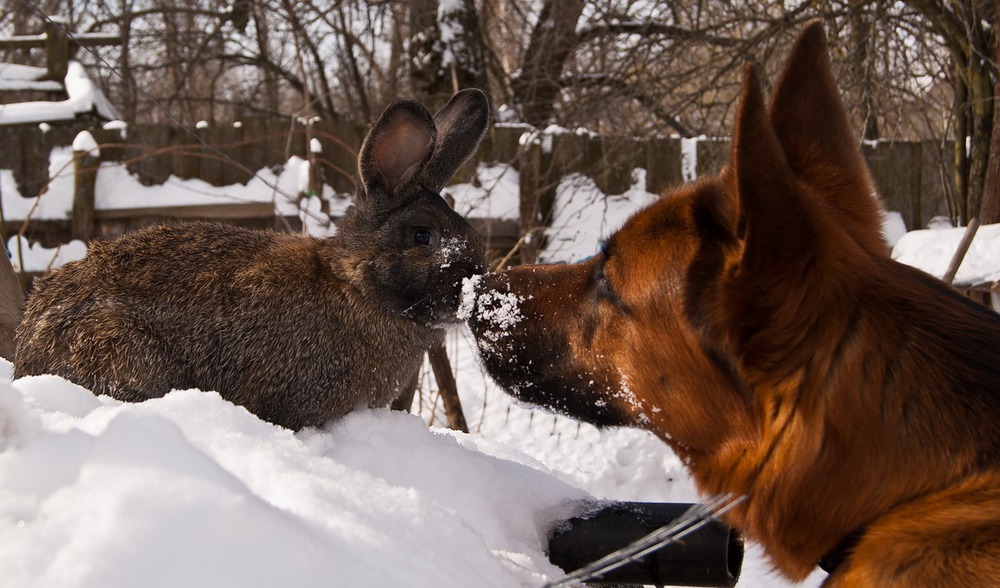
[413,228,435,246]
[590,257,627,311]
[595,275,616,301]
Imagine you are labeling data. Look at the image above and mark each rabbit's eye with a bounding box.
[413,228,435,246]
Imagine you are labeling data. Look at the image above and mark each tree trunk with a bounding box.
[119,5,138,122]
[965,35,993,225]
[967,85,993,224]
[409,0,489,112]
[512,0,585,127]
[907,0,994,226]
[409,0,450,111]
[980,0,1000,224]
[955,68,970,224]
[848,1,880,140]
[253,1,280,116]
[441,0,489,97]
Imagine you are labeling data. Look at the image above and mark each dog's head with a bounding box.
[471,21,1000,582]
[470,21,884,452]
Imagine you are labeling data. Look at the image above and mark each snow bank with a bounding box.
[6,236,87,273]
[881,210,908,248]
[0,360,589,588]
[91,155,343,218]
[892,222,1000,285]
[539,168,660,263]
[0,148,75,220]
[444,163,520,221]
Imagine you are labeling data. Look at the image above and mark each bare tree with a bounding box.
[409,0,490,111]
[981,0,1000,224]
[0,0,994,226]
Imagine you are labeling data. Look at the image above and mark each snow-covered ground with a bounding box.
[1,141,997,587]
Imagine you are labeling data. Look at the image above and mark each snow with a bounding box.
[0,369,586,587]
[6,237,87,273]
[71,130,100,157]
[0,64,62,92]
[539,168,660,263]
[681,136,701,182]
[444,162,520,221]
[3,127,998,587]
[0,61,119,125]
[892,222,1000,285]
[436,0,465,68]
[464,284,526,356]
[101,119,128,139]
[0,153,345,225]
[881,210,908,248]
[0,147,76,220]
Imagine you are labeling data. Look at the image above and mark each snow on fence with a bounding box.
[0,120,957,265]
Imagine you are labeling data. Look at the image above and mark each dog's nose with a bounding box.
[464,272,512,329]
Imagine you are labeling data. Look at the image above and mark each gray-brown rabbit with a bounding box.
[14,89,489,430]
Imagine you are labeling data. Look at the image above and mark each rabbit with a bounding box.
[14,88,490,430]
[0,252,22,360]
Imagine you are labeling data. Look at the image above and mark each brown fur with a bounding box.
[469,23,1000,585]
[14,89,490,430]
[0,252,22,360]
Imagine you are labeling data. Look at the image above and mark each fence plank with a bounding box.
[0,119,965,253]
[315,119,363,193]
[864,141,923,231]
[71,147,98,240]
[127,124,172,186]
[645,137,683,196]
[918,140,954,229]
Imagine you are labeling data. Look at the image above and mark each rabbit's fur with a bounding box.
[14,89,489,430]
[0,253,22,360]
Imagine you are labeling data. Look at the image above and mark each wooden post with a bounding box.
[72,131,99,240]
[307,118,322,199]
[427,342,469,433]
[44,17,70,82]
[518,139,545,265]
[645,136,683,196]
[387,342,469,434]
[390,370,420,414]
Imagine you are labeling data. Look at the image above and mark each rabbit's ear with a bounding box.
[358,100,436,204]
[420,89,490,191]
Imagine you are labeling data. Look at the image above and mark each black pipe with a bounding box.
[547,502,744,587]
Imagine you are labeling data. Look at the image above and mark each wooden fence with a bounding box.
[0,119,957,266]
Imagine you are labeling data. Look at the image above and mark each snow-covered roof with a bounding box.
[0,60,119,125]
[0,63,62,92]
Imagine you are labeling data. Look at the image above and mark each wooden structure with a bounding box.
[0,18,121,83]
[959,282,1000,312]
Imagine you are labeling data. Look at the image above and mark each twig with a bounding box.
[943,217,981,285]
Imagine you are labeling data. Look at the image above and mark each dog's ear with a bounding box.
[768,20,887,255]
[732,64,819,285]
[727,63,866,375]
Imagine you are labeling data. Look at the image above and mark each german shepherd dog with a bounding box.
[469,22,1000,585]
